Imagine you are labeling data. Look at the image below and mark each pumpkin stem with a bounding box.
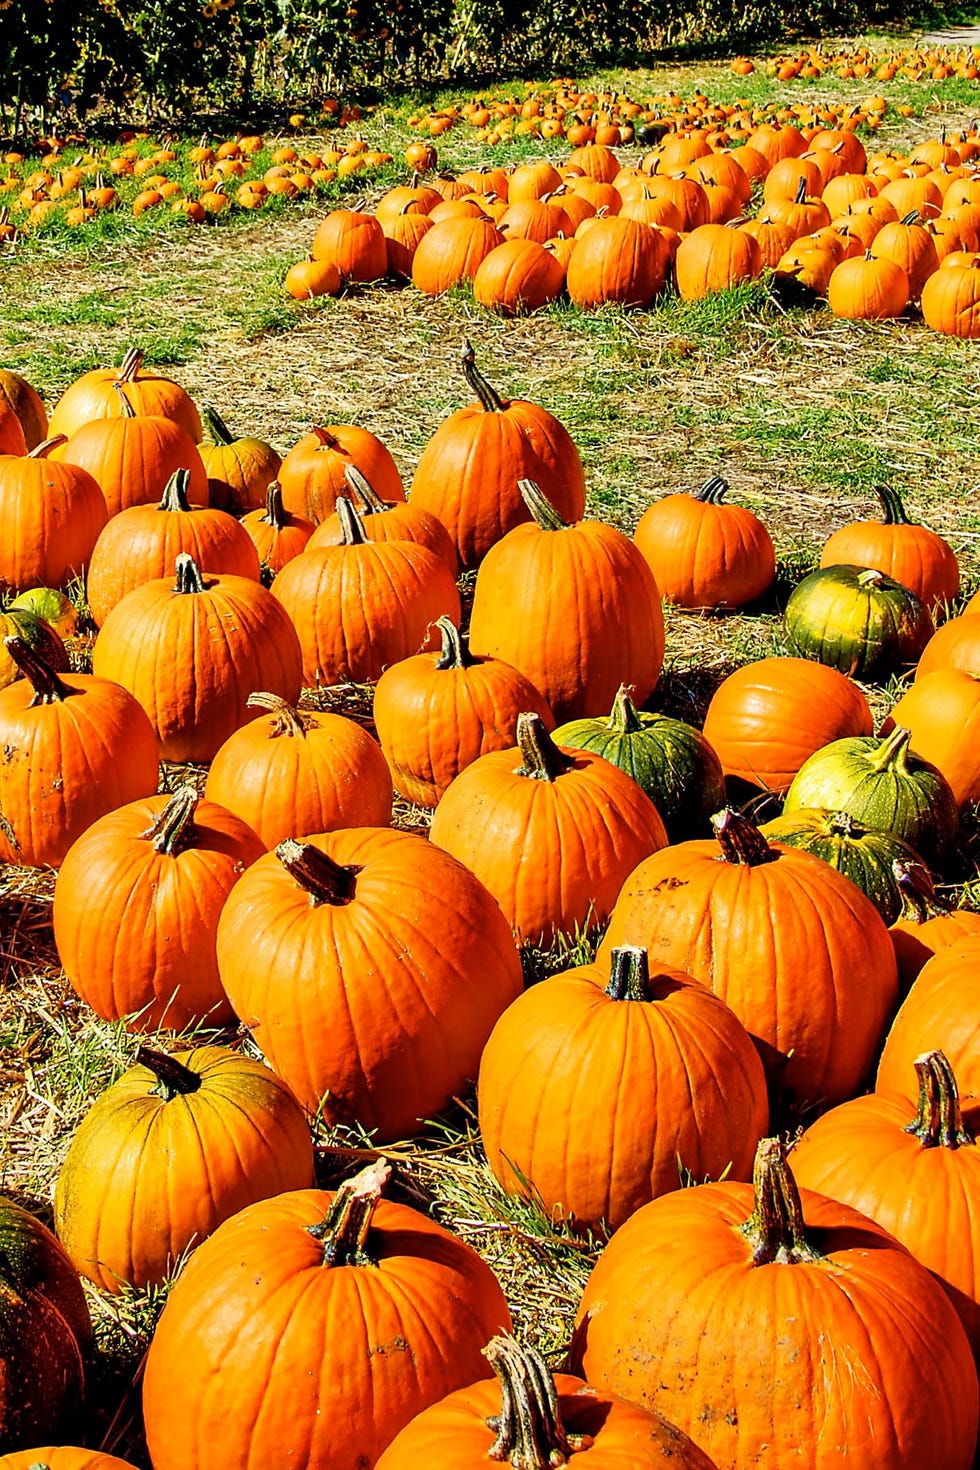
[136,1046,203,1102]
[605,945,654,1002]
[111,380,137,419]
[247,691,313,735]
[202,405,235,445]
[906,1051,974,1150]
[2,636,72,706]
[516,713,573,782]
[461,339,507,414]
[518,479,568,532]
[857,567,884,588]
[118,347,144,382]
[608,684,644,734]
[435,615,476,669]
[893,858,950,923]
[344,464,387,514]
[138,785,199,854]
[276,838,360,904]
[826,811,857,837]
[261,481,288,527]
[484,1334,591,1468]
[900,210,921,227]
[336,496,370,546]
[794,176,807,203]
[308,1158,390,1266]
[173,552,207,594]
[873,485,913,526]
[159,468,193,513]
[27,436,68,460]
[695,475,729,504]
[740,1137,820,1265]
[866,725,912,774]
[311,426,341,450]
[712,809,777,867]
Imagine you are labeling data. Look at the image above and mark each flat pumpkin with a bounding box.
[759,807,924,924]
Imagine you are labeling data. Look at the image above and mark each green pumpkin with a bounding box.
[784,564,933,682]
[0,1196,92,1449]
[552,684,725,842]
[0,607,68,691]
[783,726,958,868]
[759,807,922,924]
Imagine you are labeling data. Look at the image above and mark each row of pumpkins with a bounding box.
[284,124,980,335]
[3,347,980,1467]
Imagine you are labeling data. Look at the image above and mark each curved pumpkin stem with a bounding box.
[518,479,568,532]
[310,425,341,450]
[826,811,858,838]
[27,436,68,460]
[484,1334,591,1467]
[2,636,72,706]
[435,615,476,670]
[605,945,653,1002]
[695,475,729,505]
[857,567,885,588]
[712,809,776,867]
[741,1137,820,1266]
[336,496,370,546]
[247,691,313,736]
[906,1051,974,1150]
[136,1046,203,1102]
[344,464,388,514]
[308,1158,391,1266]
[893,858,950,923]
[202,405,235,445]
[117,347,145,382]
[873,485,913,526]
[608,684,643,735]
[138,785,199,854]
[461,339,508,414]
[261,481,288,527]
[159,468,193,513]
[866,725,912,774]
[173,552,207,594]
[276,838,360,904]
[112,380,137,419]
[516,713,573,782]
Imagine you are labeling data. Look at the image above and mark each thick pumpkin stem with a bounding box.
[247,691,313,735]
[159,468,193,513]
[518,479,568,532]
[27,436,68,460]
[484,1335,591,1468]
[112,380,137,419]
[857,567,885,588]
[893,858,950,923]
[605,945,653,1002]
[336,496,370,546]
[117,347,144,382]
[695,475,729,505]
[436,615,476,669]
[741,1137,820,1265]
[311,426,341,450]
[867,725,912,774]
[712,809,777,867]
[173,552,207,594]
[202,405,235,445]
[793,176,807,203]
[461,338,507,413]
[516,713,573,782]
[139,785,199,854]
[2,637,72,705]
[308,1158,390,1267]
[874,485,913,526]
[907,1051,975,1150]
[344,464,387,513]
[276,838,359,904]
[262,481,288,527]
[136,1046,203,1102]
[827,811,857,837]
[608,684,643,734]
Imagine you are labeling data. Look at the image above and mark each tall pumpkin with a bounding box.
[468,479,664,722]
[633,475,776,610]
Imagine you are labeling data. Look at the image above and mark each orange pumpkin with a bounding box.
[307,465,456,571]
[819,483,958,612]
[877,937,980,1101]
[472,237,565,314]
[566,216,670,308]
[277,423,404,525]
[48,347,202,442]
[0,438,107,595]
[310,206,387,282]
[675,222,762,299]
[197,405,282,515]
[633,475,775,610]
[411,216,504,294]
[54,390,209,518]
[240,481,314,581]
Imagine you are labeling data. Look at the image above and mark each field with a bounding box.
[3,32,980,1465]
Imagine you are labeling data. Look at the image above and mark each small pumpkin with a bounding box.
[240,481,314,583]
[197,405,282,515]
[819,484,959,614]
[759,807,923,924]
[784,563,934,681]
[6,588,76,641]
[277,423,404,525]
[633,475,776,611]
[888,859,980,995]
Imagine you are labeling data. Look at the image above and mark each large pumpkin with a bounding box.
[54,393,209,518]
[877,937,980,1101]
[565,216,670,308]
[47,348,202,442]
[53,1045,313,1293]
[53,786,264,1030]
[472,237,565,315]
[277,424,404,525]
[598,809,898,1106]
[759,808,924,924]
[785,564,934,680]
[408,341,586,570]
[916,612,980,680]
[887,669,980,806]
[92,553,303,764]
[819,484,959,613]
[0,439,107,596]
[216,829,522,1137]
[701,656,873,794]
[633,475,776,610]
[310,206,388,282]
[921,255,980,336]
[410,216,505,295]
[674,221,762,299]
[478,944,768,1234]
[142,1163,511,1470]
[570,1138,979,1470]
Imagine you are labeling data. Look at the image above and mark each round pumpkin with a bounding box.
[887,669,980,806]
[142,1162,511,1470]
[47,348,202,442]
[6,588,76,641]
[819,484,959,614]
[472,237,565,314]
[240,481,314,583]
[916,612,980,680]
[277,424,404,525]
[198,405,282,515]
[310,207,387,282]
[0,439,107,596]
[633,475,776,611]
[674,222,762,299]
[53,1044,313,1293]
[566,216,670,308]
[759,807,923,924]
[921,255,980,336]
[53,392,209,519]
[411,216,505,295]
[877,937,980,1101]
[784,563,934,681]
[0,1452,137,1470]
[827,251,910,319]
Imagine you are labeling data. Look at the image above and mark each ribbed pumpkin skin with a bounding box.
[198,437,282,516]
[216,829,523,1138]
[92,569,303,764]
[48,361,202,443]
[54,416,209,518]
[566,217,670,308]
[877,938,980,1101]
[0,450,107,596]
[598,840,898,1107]
[633,489,775,610]
[571,1177,979,1470]
[785,564,934,681]
[410,216,505,295]
[472,238,565,314]
[0,369,46,450]
[820,504,959,614]
[888,670,980,806]
[142,1187,511,1470]
[759,809,922,924]
[0,672,159,869]
[204,704,393,847]
[53,1046,314,1293]
[270,542,461,687]
[701,656,873,793]
[891,907,980,994]
[0,1199,92,1454]
[375,1371,716,1470]
[674,223,761,299]
[478,960,769,1233]
[277,427,404,525]
[921,259,980,337]
[468,519,664,723]
[917,613,980,680]
[52,794,264,1030]
[241,496,314,579]
[0,1451,137,1470]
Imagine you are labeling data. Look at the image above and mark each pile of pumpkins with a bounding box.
[4,343,980,1470]
[287,121,980,337]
